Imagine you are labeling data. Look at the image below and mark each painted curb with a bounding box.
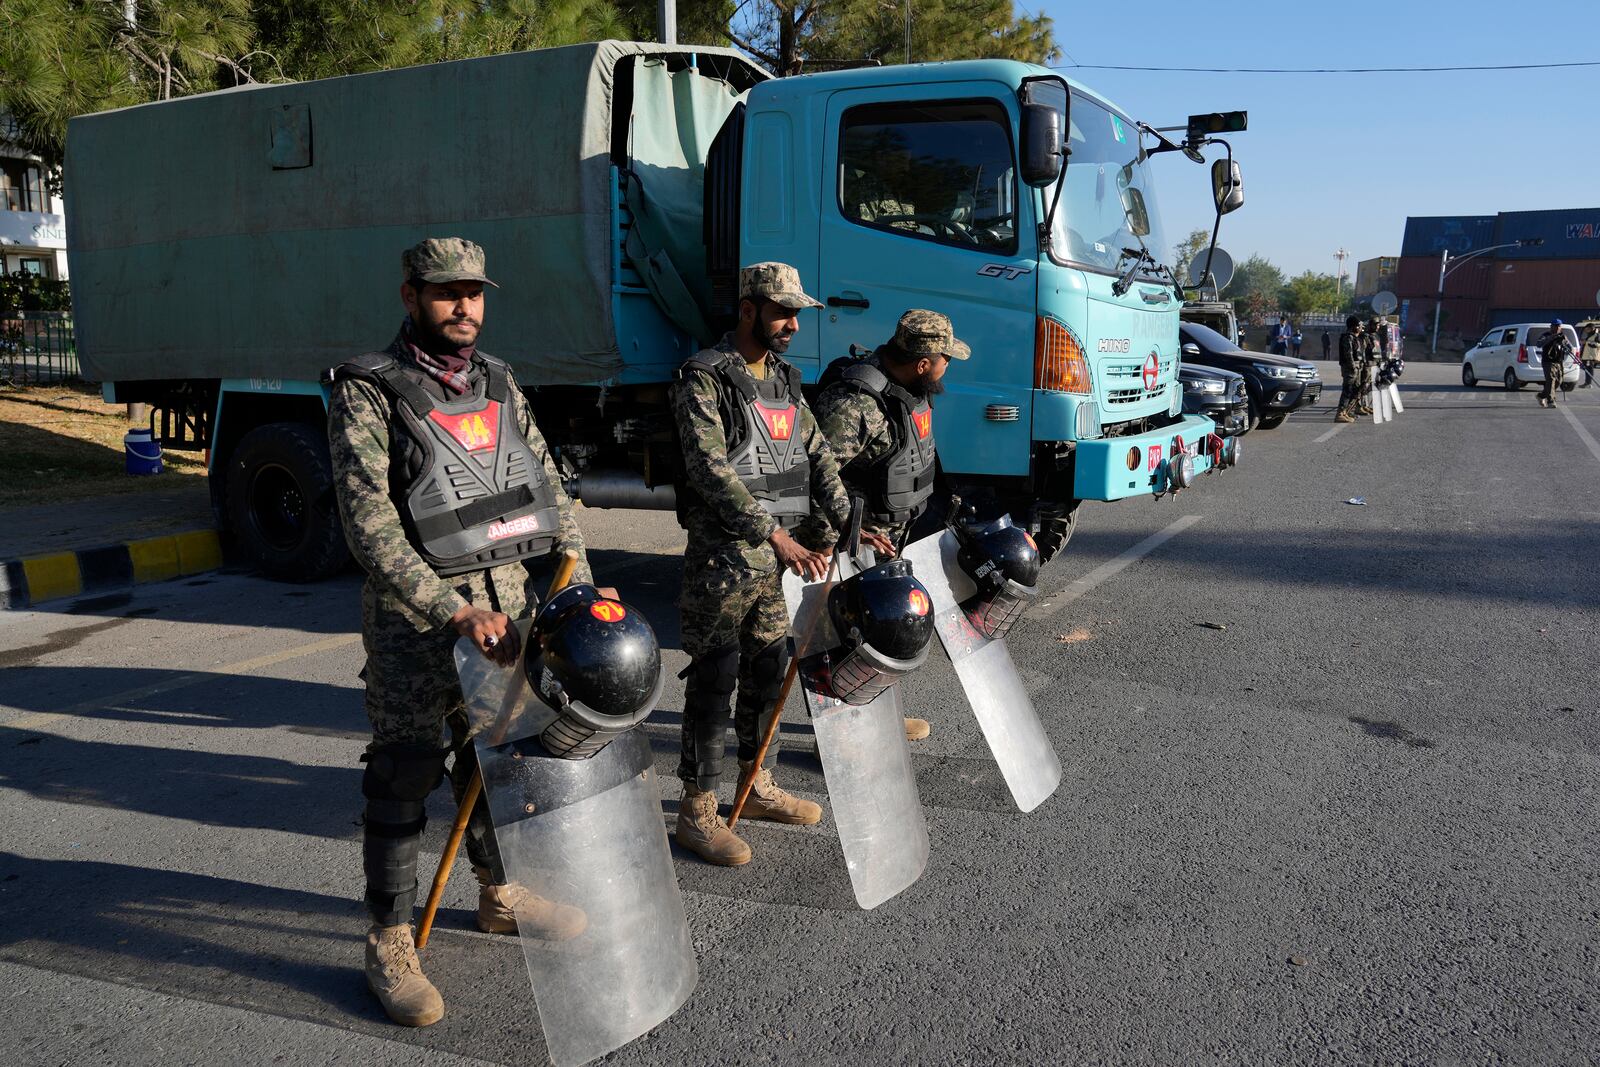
[0,529,225,611]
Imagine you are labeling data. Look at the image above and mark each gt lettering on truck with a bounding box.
[977,263,1033,280]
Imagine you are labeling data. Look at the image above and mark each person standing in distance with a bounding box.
[1334,315,1363,423]
[798,308,967,741]
[1537,319,1574,408]
[670,261,894,867]
[326,238,595,1027]
[1321,328,1332,362]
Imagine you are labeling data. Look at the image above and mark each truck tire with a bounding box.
[225,422,349,581]
[1257,413,1287,429]
[1030,504,1079,565]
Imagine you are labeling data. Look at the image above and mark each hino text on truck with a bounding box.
[66,40,1247,581]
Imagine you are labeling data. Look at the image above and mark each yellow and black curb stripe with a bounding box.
[0,529,225,611]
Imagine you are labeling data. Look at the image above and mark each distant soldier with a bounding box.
[670,261,894,867]
[1334,315,1364,423]
[326,238,596,1027]
[801,308,969,741]
[1358,316,1384,415]
[1321,328,1332,361]
[1579,320,1600,388]
[1537,319,1574,408]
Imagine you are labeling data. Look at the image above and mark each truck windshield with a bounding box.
[1048,93,1168,278]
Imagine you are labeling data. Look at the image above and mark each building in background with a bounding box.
[0,137,68,280]
[1354,256,1398,299]
[1395,208,1600,343]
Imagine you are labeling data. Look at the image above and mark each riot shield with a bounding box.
[903,531,1062,813]
[454,636,696,1067]
[782,554,930,910]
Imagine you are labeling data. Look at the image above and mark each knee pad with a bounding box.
[747,637,792,701]
[680,642,740,698]
[361,742,448,802]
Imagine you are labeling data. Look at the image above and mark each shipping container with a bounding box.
[1492,207,1600,261]
[1395,253,1493,299]
[1400,215,1495,258]
[1487,257,1600,308]
[1488,307,1597,328]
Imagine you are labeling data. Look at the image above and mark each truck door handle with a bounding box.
[827,295,870,309]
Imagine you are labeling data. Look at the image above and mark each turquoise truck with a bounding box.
[65,40,1244,580]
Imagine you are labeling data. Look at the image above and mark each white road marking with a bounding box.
[1559,405,1600,468]
[1,632,362,732]
[1029,514,1202,620]
[1314,425,1346,443]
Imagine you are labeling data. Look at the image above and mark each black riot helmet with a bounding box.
[526,583,664,759]
[820,559,934,705]
[955,513,1041,640]
[1345,315,1362,331]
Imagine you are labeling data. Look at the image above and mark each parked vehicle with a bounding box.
[1179,322,1320,430]
[1460,322,1581,390]
[1179,362,1248,436]
[67,41,1247,578]
[1180,300,1238,346]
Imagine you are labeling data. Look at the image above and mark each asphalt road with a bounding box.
[2,361,1597,1066]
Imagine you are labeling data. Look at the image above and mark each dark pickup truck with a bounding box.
[1180,322,1321,430]
[1179,362,1249,436]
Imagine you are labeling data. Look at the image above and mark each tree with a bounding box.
[1278,270,1343,315]
[1171,227,1209,290]
[1226,254,1284,322]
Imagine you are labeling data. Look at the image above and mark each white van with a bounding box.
[1461,322,1581,390]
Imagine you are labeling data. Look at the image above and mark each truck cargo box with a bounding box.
[65,40,764,387]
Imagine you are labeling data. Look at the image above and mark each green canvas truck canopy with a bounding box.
[65,40,765,387]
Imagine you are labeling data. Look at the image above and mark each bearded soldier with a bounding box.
[1335,315,1364,423]
[326,238,595,1027]
[670,261,894,867]
[800,309,968,741]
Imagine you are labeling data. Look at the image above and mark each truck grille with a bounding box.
[1106,387,1164,406]
[1103,356,1176,406]
[1295,366,1316,381]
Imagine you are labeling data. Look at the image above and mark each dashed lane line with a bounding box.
[1313,424,1346,443]
[0,632,363,733]
[1028,514,1203,620]
[1559,404,1600,468]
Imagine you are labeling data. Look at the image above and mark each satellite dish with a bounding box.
[1593,287,1600,308]
[1372,290,1398,315]
[1186,246,1235,293]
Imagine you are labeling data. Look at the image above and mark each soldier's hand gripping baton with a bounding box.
[418,549,580,950]
[728,498,863,829]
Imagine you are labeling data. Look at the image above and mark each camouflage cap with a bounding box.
[739,262,823,310]
[401,237,499,288]
[885,309,970,361]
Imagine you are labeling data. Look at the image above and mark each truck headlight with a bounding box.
[1253,363,1295,379]
[1183,379,1225,394]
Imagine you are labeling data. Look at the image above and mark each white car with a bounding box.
[1462,322,1581,390]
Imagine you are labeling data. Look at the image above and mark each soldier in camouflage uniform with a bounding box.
[670,261,895,867]
[327,238,595,1027]
[799,309,969,741]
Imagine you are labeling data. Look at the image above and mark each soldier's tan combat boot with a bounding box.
[737,762,823,825]
[472,865,587,939]
[1335,409,1355,424]
[366,924,444,1027]
[675,784,752,866]
[904,717,931,741]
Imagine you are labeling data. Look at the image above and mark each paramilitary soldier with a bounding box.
[1335,315,1365,423]
[327,238,599,1027]
[1538,319,1574,408]
[1359,316,1385,415]
[799,308,970,742]
[670,261,895,867]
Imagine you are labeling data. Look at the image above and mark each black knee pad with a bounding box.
[748,637,791,701]
[361,742,448,802]
[681,642,740,698]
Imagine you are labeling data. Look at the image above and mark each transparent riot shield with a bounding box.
[454,637,696,1067]
[902,531,1062,813]
[782,556,930,910]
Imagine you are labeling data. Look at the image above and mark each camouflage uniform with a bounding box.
[328,238,590,927]
[800,309,969,551]
[672,264,851,789]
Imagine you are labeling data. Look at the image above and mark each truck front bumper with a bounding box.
[1072,414,1218,501]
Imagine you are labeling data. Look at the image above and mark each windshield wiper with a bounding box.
[1111,245,1155,297]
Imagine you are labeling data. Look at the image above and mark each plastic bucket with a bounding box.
[124,428,164,476]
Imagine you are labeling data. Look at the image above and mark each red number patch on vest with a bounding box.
[428,400,500,452]
[757,403,796,441]
[590,601,627,623]
[912,409,933,440]
[908,589,930,617]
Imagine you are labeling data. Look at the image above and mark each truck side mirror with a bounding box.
[1120,186,1151,238]
[1020,102,1063,188]
[1182,342,1200,357]
[1212,159,1244,215]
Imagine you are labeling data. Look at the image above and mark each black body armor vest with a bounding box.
[824,358,937,524]
[677,349,811,531]
[330,352,560,576]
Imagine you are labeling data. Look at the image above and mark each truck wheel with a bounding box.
[1030,505,1079,565]
[225,422,349,581]
[1258,413,1287,429]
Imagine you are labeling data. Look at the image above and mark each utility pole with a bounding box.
[658,0,676,45]
[1429,238,1542,353]
[1333,247,1349,302]
[905,1,913,64]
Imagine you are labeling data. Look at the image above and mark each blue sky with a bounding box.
[1028,0,1600,278]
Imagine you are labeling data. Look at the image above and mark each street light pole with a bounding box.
[1429,239,1542,354]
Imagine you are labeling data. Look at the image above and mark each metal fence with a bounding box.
[1,311,79,384]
